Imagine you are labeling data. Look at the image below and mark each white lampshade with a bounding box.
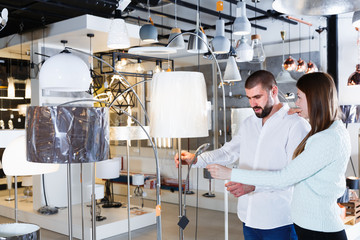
[107,18,130,49]
[353,11,360,28]
[24,79,31,99]
[86,184,104,200]
[96,158,120,179]
[212,19,230,54]
[276,70,296,83]
[235,36,253,62]
[110,126,149,140]
[7,77,15,98]
[168,27,185,49]
[2,135,59,176]
[149,71,208,138]
[21,176,33,187]
[233,1,251,36]
[39,51,91,92]
[132,174,144,186]
[224,56,241,82]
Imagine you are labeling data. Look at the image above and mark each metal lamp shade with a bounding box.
[233,1,251,35]
[223,56,241,82]
[212,19,230,54]
[187,31,208,54]
[2,135,59,176]
[0,223,40,240]
[39,51,92,92]
[168,27,185,49]
[107,18,130,49]
[149,71,209,138]
[272,0,360,15]
[139,24,158,42]
[26,106,109,164]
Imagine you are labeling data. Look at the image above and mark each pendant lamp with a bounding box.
[188,0,208,53]
[139,0,158,43]
[168,0,185,49]
[212,18,230,54]
[7,77,15,98]
[296,23,308,73]
[107,10,130,49]
[235,36,253,62]
[306,25,318,74]
[353,11,360,28]
[249,34,265,63]
[283,23,297,71]
[233,1,251,36]
[276,31,296,83]
[223,56,241,82]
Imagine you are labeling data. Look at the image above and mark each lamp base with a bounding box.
[37,206,59,215]
[203,192,216,198]
[185,190,195,195]
[4,197,14,201]
[102,202,122,208]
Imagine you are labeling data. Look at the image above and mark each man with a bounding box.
[175,70,310,240]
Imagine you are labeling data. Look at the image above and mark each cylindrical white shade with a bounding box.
[110,126,149,140]
[224,56,241,82]
[21,176,33,187]
[39,51,91,92]
[96,158,120,179]
[2,135,59,176]
[86,184,104,200]
[107,18,130,49]
[150,71,209,138]
[132,174,144,186]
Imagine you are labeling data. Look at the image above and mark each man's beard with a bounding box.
[253,103,273,118]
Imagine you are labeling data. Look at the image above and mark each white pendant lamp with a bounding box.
[7,77,15,98]
[235,36,253,62]
[212,19,230,54]
[277,30,296,83]
[168,0,185,49]
[39,50,92,92]
[107,10,130,49]
[224,56,241,82]
[233,0,251,36]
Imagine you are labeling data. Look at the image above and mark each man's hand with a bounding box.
[174,151,196,168]
[206,164,232,180]
[225,181,255,197]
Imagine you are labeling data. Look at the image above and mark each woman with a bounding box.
[207,72,350,240]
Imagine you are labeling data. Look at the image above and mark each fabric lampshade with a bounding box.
[107,18,130,49]
[149,71,209,138]
[39,51,92,92]
[2,135,59,176]
[96,158,120,179]
[110,126,149,140]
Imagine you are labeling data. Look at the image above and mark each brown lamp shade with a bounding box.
[26,106,109,164]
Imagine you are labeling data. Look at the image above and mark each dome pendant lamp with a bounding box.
[187,0,208,53]
[139,0,158,43]
[168,0,185,49]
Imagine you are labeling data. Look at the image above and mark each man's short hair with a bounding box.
[245,70,277,91]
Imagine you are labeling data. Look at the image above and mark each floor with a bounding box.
[0,194,245,240]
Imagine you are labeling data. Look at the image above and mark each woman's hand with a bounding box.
[206,164,232,180]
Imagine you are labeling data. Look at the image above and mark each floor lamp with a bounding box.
[149,71,209,240]
[26,106,109,240]
[110,126,149,240]
[0,135,59,239]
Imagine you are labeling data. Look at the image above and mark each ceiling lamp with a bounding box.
[0,8,8,31]
[283,23,297,71]
[107,10,130,49]
[277,30,296,83]
[223,56,241,82]
[235,36,253,62]
[39,49,92,92]
[306,25,318,74]
[136,59,145,73]
[168,0,185,49]
[272,0,360,16]
[353,11,360,28]
[7,77,15,98]
[139,0,158,43]
[212,1,230,54]
[348,65,360,86]
[233,0,251,36]
[188,0,208,53]
[249,34,266,63]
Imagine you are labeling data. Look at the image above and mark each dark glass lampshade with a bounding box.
[283,56,297,71]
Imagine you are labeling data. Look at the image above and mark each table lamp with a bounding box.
[1,134,59,237]
[132,174,145,209]
[149,71,208,239]
[96,158,121,208]
[26,106,109,240]
[110,126,149,239]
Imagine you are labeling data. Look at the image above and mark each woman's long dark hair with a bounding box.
[292,72,341,159]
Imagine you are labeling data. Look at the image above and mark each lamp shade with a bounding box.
[39,51,91,92]
[0,223,39,239]
[346,176,360,190]
[235,36,253,62]
[233,1,251,36]
[168,27,185,49]
[348,64,360,86]
[86,184,104,200]
[212,19,230,54]
[187,31,208,54]
[2,135,59,176]
[26,106,109,164]
[223,56,241,82]
[110,126,149,140]
[21,176,33,187]
[96,158,120,179]
[139,24,158,42]
[353,11,360,28]
[107,18,130,49]
[276,70,296,83]
[149,72,208,138]
[272,0,360,15]
[7,77,15,98]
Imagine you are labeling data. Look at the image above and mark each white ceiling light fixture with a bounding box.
[0,8,8,31]
[168,0,185,49]
[223,56,241,82]
[233,0,251,36]
[107,10,130,49]
[7,77,15,98]
[212,18,230,54]
[235,36,253,62]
